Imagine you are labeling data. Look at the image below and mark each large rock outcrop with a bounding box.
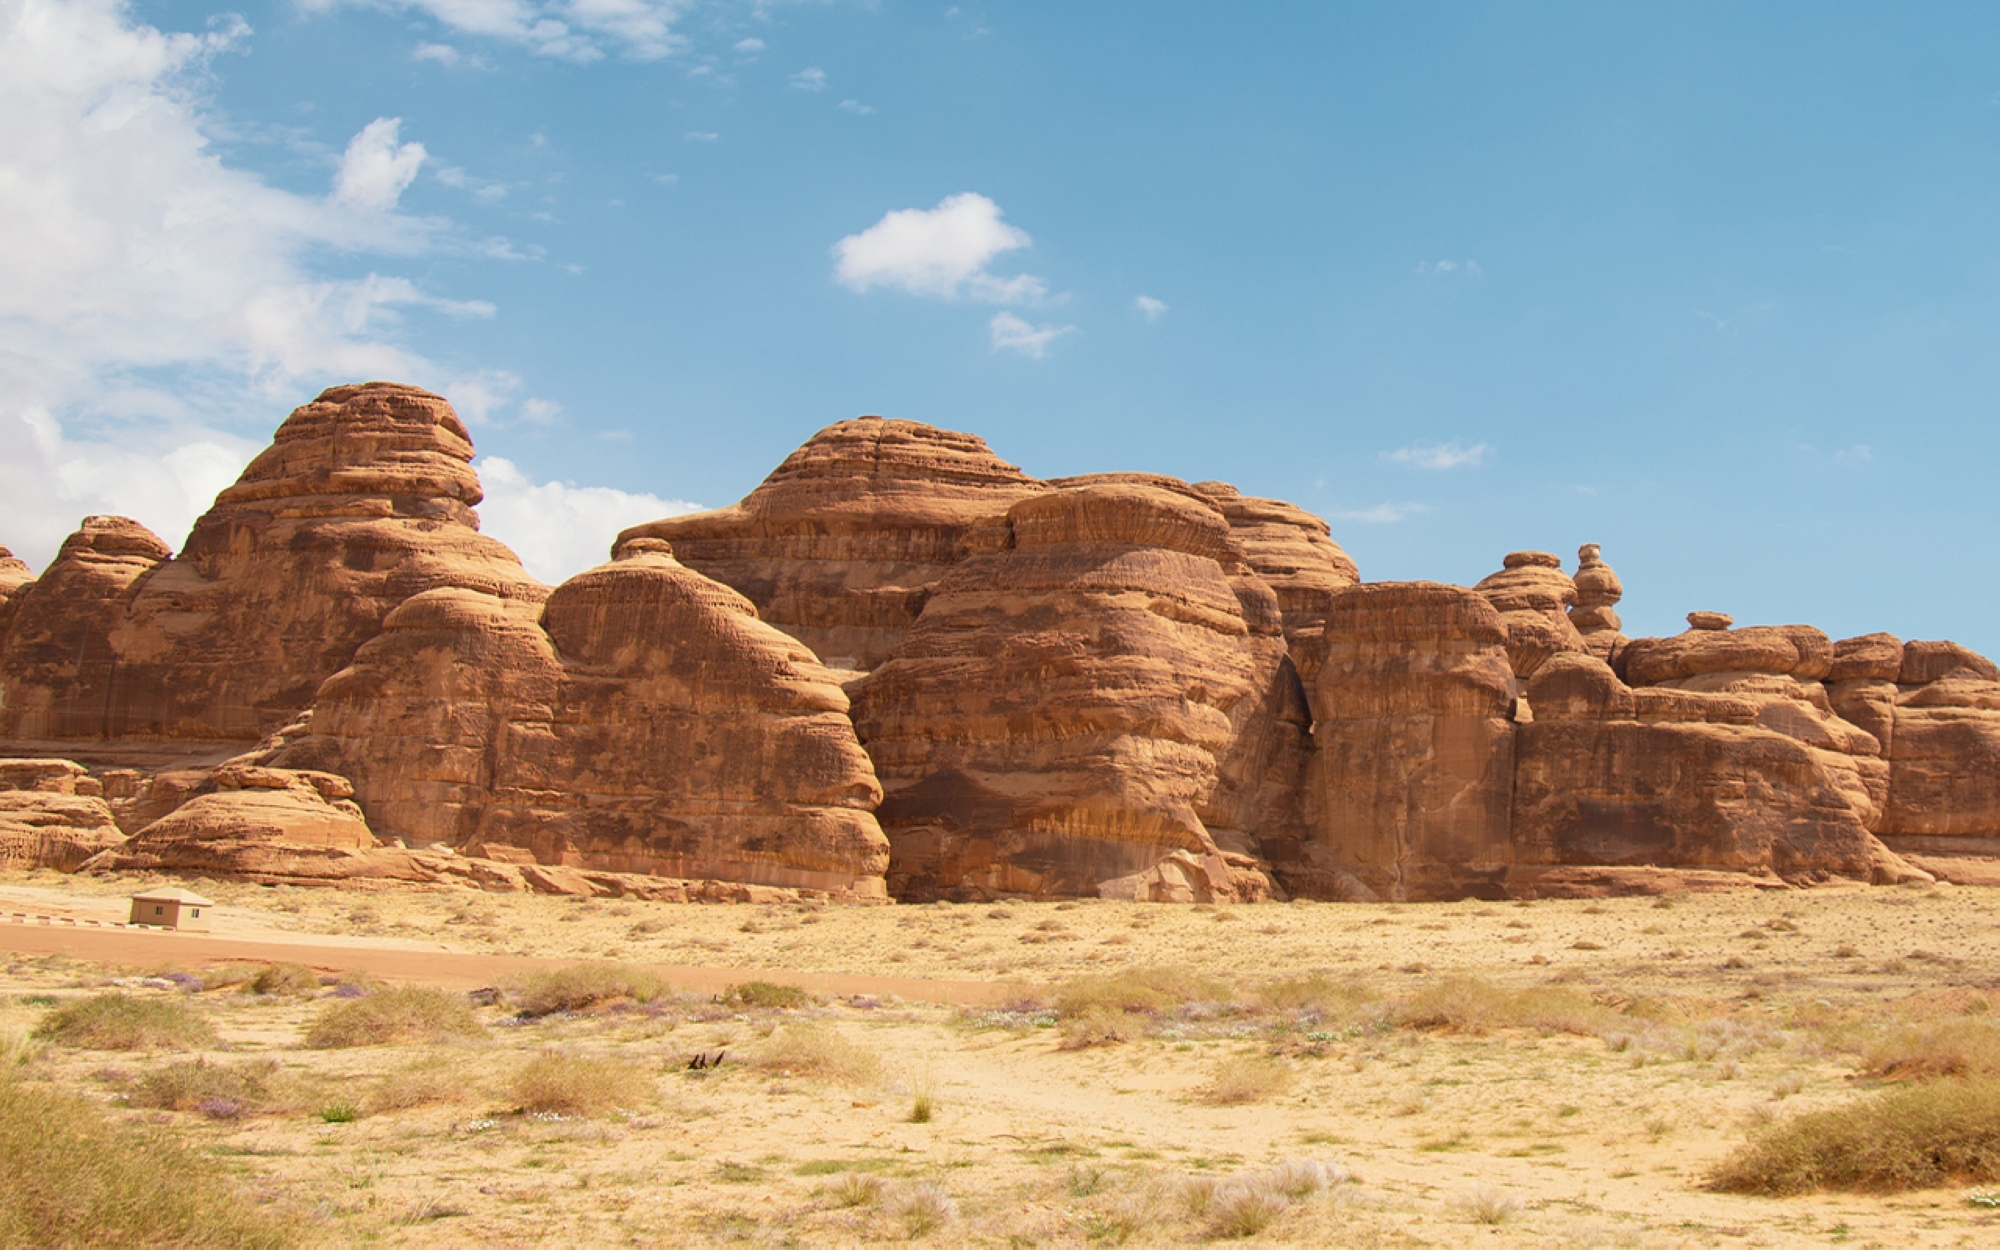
[0,384,546,747]
[1298,583,1519,901]
[1190,482,1359,647]
[618,416,1045,672]
[0,546,33,648]
[850,482,1295,902]
[1568,543,1626,659]
[0,759,126,871]
[1474,551,1586,679]
[273,542,891,900]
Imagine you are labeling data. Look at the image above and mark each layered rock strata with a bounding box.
[618,417,1045,672]
[1297,583,1519,901]
[0,546,32,647]
[851,482,1296,902]
[274,543,892,900]
[0,759,126,870]
[1190,482,1359,647]
[0,384,546,746]
[1474,551,1586,679]
[1567,543,1625,659]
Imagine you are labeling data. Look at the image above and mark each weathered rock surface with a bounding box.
[1568,543,1626,659]
[851,482,1293,902]
[274,543,892,900]
[620,417,1045,672]
[1510,653,1919,884]
[1474,551,1586,678]
[1298,583,1519,901]
[0,385,547,746]
[1873,641,2000,869]
[0,546,32,648]
[1190,482,1359,646]
[0,758,125,870]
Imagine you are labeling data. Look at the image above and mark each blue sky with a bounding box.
[5,1,2000,654]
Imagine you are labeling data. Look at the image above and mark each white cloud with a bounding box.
[333,118,427,211]
[733,36,764,55]
[837,98,874,115]
[1134,294,1168,322]
[412,41,459,65]
[1417,259,1482,277]
[1382,440,1490,470]
[299,0,687,62]
[988,311,1072,359]
[684,130,719,142]
[473,456,698,583]
[0,0,523,569]
[788,65,826,90]
[651,172,679,185]
[435,164,507,201]
[519,396,562,424]
[833,193,1045,304]
[1335,502,1430,524]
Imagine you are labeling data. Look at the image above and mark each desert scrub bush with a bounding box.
[512,1048,651,1117]
[367,1053,474,1113]
[130,1058,287,1118]
[1059,1005,1138,1050]
[1196,1056,1295,1105]
[887,1180,956,1237]
[828,1173,883,1208]
[248,962,322,998]
[723,980,811,1010]
[1397,978,1618,1037]
[1054,967,1231,1020]
[755,1023,881,1084]
[1258,974,1387,1027]
[1864,1017,2000,1080]
[512,963,665,1017]
[1709,1076,2000,1194]
[0,1078,296,1247]
[305,986,482,1048]
[1451,1185,1521,1225]
[1204,1178,1290,1239]
[35,993,217,1051]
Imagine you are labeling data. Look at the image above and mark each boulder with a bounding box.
[618,416,1045,672]
[1474,551,1587,678]
[0,384,547,746]
[275,543,892,901]
[850,482,1294,902]
[1299,583,1518,901]
[1620,620,1834,686]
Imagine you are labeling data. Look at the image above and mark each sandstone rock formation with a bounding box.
[1474,551,1586,679]
[272,542,892,901]
[851,481,1296,902]
[619,417,1045,672]
[1568,543,1625,659]
[0,546,32,647]
[1190,482,1359,646]
[0,384,545,747]
[0,759,125,871]
[1296,583,1518,901]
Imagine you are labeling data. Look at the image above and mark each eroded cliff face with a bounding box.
[275,543,892,900]
[850,482,1296,902]
[1298,583,1519,901]
[618,417,1046,672]
[0,384,546,746]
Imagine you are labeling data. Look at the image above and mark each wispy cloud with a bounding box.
[301,0,686,62]
[1382,440,1490,470]
[1416,259,1483,277]
[837,98,875,115]
[684,130,719,142]
[1133,294,1168,322]
[833,193,1046,304]
[1335,502,1430,524]
[788,66,827,91]
[989,312,1073,359]
[412,41,459,65]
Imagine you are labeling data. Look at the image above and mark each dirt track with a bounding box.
[0,921,1011,1005]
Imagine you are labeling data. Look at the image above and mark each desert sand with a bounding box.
[4,870,1998,1246]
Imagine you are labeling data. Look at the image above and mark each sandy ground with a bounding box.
[4,868,1999,1246]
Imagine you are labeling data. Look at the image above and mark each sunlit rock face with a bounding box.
[850,482,1296,903]
[619,416,1046,673]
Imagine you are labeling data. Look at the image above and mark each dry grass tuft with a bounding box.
[1451,1185,1521,1224]
[248,963,323,998]
[368,1053,475,1113]
[1864,1017,2000,1081]
[511,963,665,1017]
[35,994,217,1052]
[1709,1076,2000,1194]
[130,1058,290,1118]
[723,980,811,1010]
[1397,977,1617,1036]
[755,1023,881,1085]
[887,1179,956,1237]
[1196,1056,1295,1105]
[0,1078,296,1247]
[305,987,483,1049]
[1054,967,1230,1020]
[511,1048,650,1116]
[829,1173,883,1208]
[1059,1005,1138,1050]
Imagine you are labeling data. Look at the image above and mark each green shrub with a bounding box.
[1709,1076,2000,1194]
[35,994,217,1051]
[305,987,482,1049]
[512,963,665,1018]
[0,1079,296,1247]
